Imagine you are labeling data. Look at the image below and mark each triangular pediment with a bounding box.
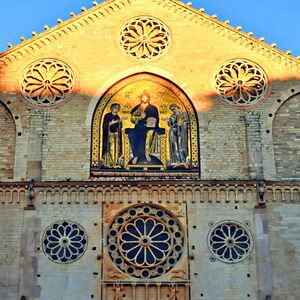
[0,0,299,71]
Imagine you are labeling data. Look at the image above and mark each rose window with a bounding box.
[208,221,253,263]
[107,205,184,278]
[20,58,75,107]
[215,59,267,106]
[42,221,87,264]
[120,16,170,59]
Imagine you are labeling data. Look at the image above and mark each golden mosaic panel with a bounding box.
[91,73,199,176]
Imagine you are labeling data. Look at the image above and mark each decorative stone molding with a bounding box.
[0,181,298,205]
[0,185,27,205]
[265,183,300,203]
[0,181,255,205]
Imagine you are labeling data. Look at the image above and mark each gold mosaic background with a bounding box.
[91,73,199,170]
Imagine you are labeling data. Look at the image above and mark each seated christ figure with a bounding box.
[125,92,165,165]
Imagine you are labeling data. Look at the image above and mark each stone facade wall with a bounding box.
[0,0,299,299]
[273,93,300,179]
[0,101,16,180]
[189,202,257,299]
[0,191,24,300]
[268,203,300,299]
[0,182,299,299]
[0,182,259,300]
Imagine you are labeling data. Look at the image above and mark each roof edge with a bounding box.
[154,0,300,69]
[0,0,133,64]
[0,0,299,71]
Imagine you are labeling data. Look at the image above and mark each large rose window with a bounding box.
[42,220,87,264]
[215,59,267,106]
[208,221,253,263]
[20,58,75,107]
[120,16,170,59]
[107,205,184,278]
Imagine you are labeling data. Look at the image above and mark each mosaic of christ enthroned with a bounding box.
[91,73,199,175]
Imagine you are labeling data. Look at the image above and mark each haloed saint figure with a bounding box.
[125,92,165,165]
[168,103,189,166]
[101,103,122,168]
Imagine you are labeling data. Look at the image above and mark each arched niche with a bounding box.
[0,101,16,180]
[273,93,300,178]
[91,73,199,177]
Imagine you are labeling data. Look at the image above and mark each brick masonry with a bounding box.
[273,94,300,178]
[0,102,15,180]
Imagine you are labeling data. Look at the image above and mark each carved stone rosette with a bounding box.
[120,16,170,59]
[215,59,267,106]
[20,58,75,107]
[106,204,184,279]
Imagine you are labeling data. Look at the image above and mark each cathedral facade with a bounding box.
[0,0,299,299]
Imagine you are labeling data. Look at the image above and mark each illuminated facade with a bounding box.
[0,1,300,299]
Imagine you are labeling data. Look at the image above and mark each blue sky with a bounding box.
[0,0,299,56]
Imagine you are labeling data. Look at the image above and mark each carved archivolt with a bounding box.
[20,58,75,107]
[120,16,170,59]
[107,204,184,278]
[215,59,268,106]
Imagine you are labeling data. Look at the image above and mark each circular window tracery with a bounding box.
[107,205,184,278]
[20,58,75,107]
[42,220,87,264]
[208,221,253,263]
[120,16,170,59]
[215,59,267,106]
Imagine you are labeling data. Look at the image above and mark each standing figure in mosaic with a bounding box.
[125,92,165,165]
[101,103,123,168]
[168,103,189,166]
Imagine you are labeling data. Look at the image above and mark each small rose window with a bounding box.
[120,16,170,59]
[215,59,267,106]
[208,221,253,263]
[42,220,87,263]
[20,58,75,107]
